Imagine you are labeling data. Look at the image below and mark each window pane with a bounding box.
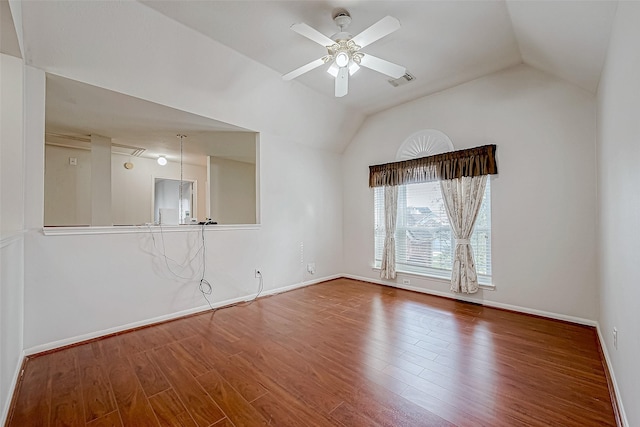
[471,181,491,276]
[398,181,453,272]
[374,186,385,261]
[374,179,491,281]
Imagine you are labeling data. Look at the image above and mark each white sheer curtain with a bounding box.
[380,185,398,280]
[440,175,487,293]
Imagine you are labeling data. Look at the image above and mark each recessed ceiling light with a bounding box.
[157,156,167,166]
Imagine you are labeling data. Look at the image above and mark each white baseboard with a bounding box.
[259,274,342,298]
[24,274,340,356]
[1,350,25,426]
[342,274,597,327]
[596,323,629,427]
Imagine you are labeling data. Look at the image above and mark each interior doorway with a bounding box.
[153,178,196,224]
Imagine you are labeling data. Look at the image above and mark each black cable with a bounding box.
[199,223,214,310]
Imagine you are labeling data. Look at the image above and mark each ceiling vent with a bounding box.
[112,144,146,157]
[388,72,416,87]
[45,132,146,157]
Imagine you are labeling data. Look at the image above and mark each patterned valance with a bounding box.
[369,144,497,187]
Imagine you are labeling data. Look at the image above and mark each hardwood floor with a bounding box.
[7,278,617,426]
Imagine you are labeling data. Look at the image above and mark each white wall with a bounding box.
[1,55,24,235]
[44,147,208,226]
[111,153,207,225]
[25,131,344,351]
[44,145,92,225]
[20,2,346,350]
[0,53,25,423]
[209,157,256,224]
[597,2,640,425]
[343,64,599,321]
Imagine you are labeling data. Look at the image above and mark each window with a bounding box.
[374,180,492,284]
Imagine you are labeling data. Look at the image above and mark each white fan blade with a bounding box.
[360,54,406,79]
[291,23,335,47]
[335,67,348,97]
[282,58,325,81]
[352,16,400,48]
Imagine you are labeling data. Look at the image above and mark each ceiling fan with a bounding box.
[283,10,407,97]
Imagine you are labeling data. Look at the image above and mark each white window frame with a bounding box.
[374,179,492,285]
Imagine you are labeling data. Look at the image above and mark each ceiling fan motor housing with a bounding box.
[332,12,353,42]
[334,12,351,28]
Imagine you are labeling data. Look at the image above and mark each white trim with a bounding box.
[23,273,340,356]
[1,350,25,425]
[258,274,341,298]
[42,224,261,236]
[343,274,597,326]
[0,231,25,248]
[596,323,629,427]
[371,266,495,290]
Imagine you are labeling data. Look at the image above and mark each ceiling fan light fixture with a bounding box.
[335,51,349,67]
[284,12,405,97]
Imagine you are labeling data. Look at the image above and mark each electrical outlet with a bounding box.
[402,279,411,285]
[307,263,316,274]
[613,327,618,349]
[254,269,261,278]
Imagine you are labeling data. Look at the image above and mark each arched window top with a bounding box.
[396,129,454,161]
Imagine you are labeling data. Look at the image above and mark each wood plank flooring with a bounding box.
[7,278,617,426]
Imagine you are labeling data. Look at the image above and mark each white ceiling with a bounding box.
[143,0,618,116]
[1,0,22,58]
[507,0,617,93]
[5,0,619,156]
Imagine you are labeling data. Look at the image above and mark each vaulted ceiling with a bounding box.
[2,0,619,152]
[1,0,21,58]
[143,1,618,116]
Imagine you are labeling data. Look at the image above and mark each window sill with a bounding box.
[43,224,261,236]
[372,266,495,290]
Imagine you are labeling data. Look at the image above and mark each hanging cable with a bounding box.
[140,134,214,310]
[250,270,264,302]
[238,270,264,306]
[143,223,204,280]
[159,225,203,280]
[199,223,214,310]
